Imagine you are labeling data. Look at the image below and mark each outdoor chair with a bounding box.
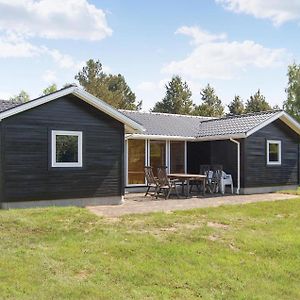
[156,166,179,199]
[144,166,159,197]
[206,168,223,194]
[220,171,234,194]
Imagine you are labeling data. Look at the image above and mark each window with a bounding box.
[267,140,281,165]
[150,140,166,177]
[127,139,146,184]
[51,130,82,167]
[170,141,185,173]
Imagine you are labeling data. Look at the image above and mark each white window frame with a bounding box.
[267,140,281,166]
[51,130,83,168]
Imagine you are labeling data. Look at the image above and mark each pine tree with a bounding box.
[194,84,224,117]
[75,59,141,110]
[228,95,245,115]
[245,89,271,113]
[42,84,57,96]
[152,76,194,114]
[9,90,30,103]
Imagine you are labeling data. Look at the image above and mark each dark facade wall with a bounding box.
[187,141,211,174]
[243,119,299,188]
[210,140,238,186]
[0,95,124,203]
[187,140,239,187]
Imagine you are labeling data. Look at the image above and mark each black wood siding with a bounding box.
[187,141,211,174]
[187,140,239,187]
[0,95,124,203]
[243,120,299,187]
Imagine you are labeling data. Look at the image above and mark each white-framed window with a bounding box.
[267,140,281,165]
[51,130,83,168]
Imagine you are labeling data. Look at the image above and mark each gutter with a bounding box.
[230,138,240,194]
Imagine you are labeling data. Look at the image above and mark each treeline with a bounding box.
[151,77,273,117]
[9,60,300,121]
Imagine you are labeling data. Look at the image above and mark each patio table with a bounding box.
[168,173,206,198]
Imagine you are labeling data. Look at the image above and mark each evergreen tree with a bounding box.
[152,76,194,114]
[228,95,245,115]
[194,84,224,117]
[283,62,300,121]
[75,59,141,110]
[9,90,30,103]
[42,84,57,96]
[245,89,271,113]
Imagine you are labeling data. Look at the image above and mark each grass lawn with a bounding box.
[1,199,300,299]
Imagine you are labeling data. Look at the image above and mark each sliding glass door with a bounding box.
[127,139,145,184]
[170,141,185,173]
[150,140,166,176]
[126,139,186,186]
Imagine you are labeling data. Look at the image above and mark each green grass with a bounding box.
[278,186,300,195]
[1,199,300,299]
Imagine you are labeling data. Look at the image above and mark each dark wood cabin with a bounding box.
[0,86,143,208]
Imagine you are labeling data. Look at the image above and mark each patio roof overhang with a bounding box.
[125,133,247,142]
[194,133,246,142]
[125,134,196,141]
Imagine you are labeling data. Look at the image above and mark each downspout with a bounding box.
[230,138,240,194]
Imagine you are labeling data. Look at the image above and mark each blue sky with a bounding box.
[0,0,300,111]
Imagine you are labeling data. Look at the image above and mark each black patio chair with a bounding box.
[156,166,179,199]
[144,166,159,197]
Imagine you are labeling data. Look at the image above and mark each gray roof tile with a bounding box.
[120,110,211,137]
[0,99,24,112]
[120,109,283,139]
[197,110,281,137]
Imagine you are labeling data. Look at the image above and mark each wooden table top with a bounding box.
[168,173,206,179]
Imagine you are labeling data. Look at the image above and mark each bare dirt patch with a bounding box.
[207,221,229,229]
[208,234,219,241]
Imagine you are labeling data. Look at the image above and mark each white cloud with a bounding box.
[0,34,41,58]
[0,1,111,75]
[42,70,57,83]
[176,26,226,45]
[46,48,84,70]
[0,36,83,71]
[0,0,112,40]
[162,26,288,80]
[216,0,300,26]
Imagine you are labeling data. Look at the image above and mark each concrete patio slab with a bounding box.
[87,193,298,217]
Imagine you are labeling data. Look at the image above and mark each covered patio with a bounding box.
[123,110,300,196]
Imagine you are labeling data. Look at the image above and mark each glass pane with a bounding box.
[150,140,166,176]
[269,143,279,162]
[56,135,78,163]
[170,141,185,173]
[128,139,145,184]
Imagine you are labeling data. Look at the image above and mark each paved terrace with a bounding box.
[87,193,298,217]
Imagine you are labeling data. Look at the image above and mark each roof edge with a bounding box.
[72,89,145,133]
[125,134,196,141]
[245,111,300,137]
[0,86,145,134]
[194,133,246,141]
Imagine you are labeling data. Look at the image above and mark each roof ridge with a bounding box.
[120,109,213,119]
[199,109,282,124]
